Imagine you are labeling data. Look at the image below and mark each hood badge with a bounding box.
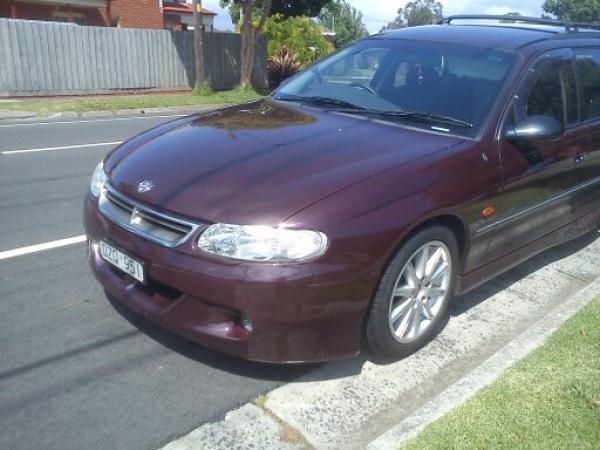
[137,180,155,193]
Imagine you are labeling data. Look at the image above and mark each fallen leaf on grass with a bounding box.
[591,400,600,408]
[512,431,525,442]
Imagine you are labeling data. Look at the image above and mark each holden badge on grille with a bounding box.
[129,208,143,226]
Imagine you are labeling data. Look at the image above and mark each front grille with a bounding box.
[98,185,199,247]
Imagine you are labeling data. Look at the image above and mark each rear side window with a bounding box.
[522,49,578,125]
[574,49,600,120]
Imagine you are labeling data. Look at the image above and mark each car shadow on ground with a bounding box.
[107,294,323,381]
[108,228,599,383]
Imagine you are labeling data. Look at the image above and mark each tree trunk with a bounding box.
[239,0,271,88]
[192,0,205,87]
[240,2,254,88]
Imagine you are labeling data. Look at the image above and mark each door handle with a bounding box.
[574,154,586,164]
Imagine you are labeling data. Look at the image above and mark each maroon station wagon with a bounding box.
[85,16,600,363]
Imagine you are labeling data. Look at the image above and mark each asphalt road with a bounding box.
[0,112,313,450]
[2,110,599,450]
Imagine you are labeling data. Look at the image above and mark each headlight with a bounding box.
[90,162,107,197]
[198,223,328,262]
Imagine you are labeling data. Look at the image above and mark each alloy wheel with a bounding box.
[388,240,452,343]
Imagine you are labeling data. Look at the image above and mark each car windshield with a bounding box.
[274,38,518,136]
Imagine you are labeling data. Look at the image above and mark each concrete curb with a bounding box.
[158,232,600,450]
[160,404,301,450]
[0,110,38,120]
[366,275,600,450]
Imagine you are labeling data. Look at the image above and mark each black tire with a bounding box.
[365,225,459,359]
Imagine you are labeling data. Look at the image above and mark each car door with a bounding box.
[486,48,588,259]
[573,47,600,216]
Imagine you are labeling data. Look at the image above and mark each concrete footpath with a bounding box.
[161,229,600,450]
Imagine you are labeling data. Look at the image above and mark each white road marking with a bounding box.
[0,235,87,261]
[0,114,187,128]
[2,141,122,155]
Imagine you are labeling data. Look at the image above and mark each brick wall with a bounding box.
[0,1,109,26]
[0,3,11,18]
[110,0,164,29]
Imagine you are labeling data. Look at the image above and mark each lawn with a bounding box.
[401,296,600,450]
[0,87,263,114]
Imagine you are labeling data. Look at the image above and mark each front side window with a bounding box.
[275,39,517,136]
[574,48,600,120]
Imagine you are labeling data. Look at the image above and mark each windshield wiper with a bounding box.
[376,110,474,128]
[275,96,473,129]
[335,108,473,128]
[274,94,368,111]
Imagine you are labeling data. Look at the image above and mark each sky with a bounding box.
[202,0,547,34]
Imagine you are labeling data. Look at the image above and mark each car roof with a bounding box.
[371,24,600,52]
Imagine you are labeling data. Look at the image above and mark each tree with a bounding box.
[192,0,206,89]
[318,0,369,48]
[380,0,443,32]
[499,12,522,22]
[271,0,332,17]
[220,0,332,87]
[263,14,334,64]
[542,0,600,22]
[379,13,405,32]
[225,0,332,22]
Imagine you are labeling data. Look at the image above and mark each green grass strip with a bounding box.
[402,296,600,450]
[0,87,263,114]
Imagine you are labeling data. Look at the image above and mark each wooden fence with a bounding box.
[0,18,267,96]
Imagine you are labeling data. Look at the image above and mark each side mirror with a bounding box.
[504,115,564,141]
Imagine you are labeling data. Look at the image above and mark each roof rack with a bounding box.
[437,15,600,34]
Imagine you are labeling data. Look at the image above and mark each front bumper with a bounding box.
[84,195,364,363]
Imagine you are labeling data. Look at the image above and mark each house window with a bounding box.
[51,11,86,25]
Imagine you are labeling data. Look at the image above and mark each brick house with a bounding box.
[161,1,216,31]
[0,0,216,30]
[0,0,110,26]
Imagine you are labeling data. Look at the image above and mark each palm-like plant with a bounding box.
[267,47,301,88]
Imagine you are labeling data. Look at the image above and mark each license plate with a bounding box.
[100,241,145,283]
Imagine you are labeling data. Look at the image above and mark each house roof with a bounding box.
[162,2,216,16]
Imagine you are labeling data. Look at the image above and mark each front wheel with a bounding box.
[365,225,458,359]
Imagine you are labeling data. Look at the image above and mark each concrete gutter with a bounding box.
[160,232,600,450]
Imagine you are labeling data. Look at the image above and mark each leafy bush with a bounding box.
[267,47,302,88]
[262,14,335,66]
